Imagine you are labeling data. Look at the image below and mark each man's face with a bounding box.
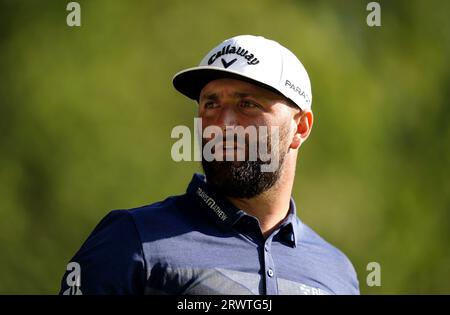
[198,78,300,198]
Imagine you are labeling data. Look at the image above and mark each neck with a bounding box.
[227,159,296,238]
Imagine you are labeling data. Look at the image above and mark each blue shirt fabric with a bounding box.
[59,173,359,295]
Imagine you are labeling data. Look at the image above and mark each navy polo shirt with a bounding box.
[59,173,359,295]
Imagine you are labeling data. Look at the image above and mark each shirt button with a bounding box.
[267,269,274,277]
[264,245,269,252]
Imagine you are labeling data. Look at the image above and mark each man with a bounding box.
[59,35,359,295]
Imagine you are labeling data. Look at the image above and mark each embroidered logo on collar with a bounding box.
[196,187,228,221]
[207,45,260,67]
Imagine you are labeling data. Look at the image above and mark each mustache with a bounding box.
[202,135,246,149]
[201,133,272,147]
[201,137,273,157]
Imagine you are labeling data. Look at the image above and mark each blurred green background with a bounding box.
[0,0,449,294]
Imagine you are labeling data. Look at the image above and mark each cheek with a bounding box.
[272,120,295,151]
[198,110,212,122]
[265,116,292,136]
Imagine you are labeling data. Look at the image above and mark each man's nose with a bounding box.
[215,106,238,128]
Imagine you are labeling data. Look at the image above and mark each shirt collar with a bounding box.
[187,173,246,229]
[186,173,301,247]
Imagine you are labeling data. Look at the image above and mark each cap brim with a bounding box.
[172,66,286,103]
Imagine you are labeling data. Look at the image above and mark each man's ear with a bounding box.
[290,110,313,150]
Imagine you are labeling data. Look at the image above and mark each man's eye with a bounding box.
[204,101,218,109]
[240,100,259,108]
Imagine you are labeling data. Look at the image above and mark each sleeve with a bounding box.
[59,210,146,295]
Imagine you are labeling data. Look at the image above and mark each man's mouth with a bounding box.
[221,143,244,150]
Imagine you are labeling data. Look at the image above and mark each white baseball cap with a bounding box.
[172,35,312,110]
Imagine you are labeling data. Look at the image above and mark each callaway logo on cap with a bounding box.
[172,35,312,110]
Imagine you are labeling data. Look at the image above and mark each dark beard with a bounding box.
[201,126,289,199]
[201,159,284,198]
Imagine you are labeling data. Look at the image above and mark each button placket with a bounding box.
[262,238,277,294]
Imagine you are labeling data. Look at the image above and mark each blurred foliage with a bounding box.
[0,0,449,294]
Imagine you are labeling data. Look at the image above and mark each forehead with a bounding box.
[199,78,282,101]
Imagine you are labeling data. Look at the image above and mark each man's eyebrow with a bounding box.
[199,93,219,101]
[233,92,253,98]
[233,91,275,101]
[200,91,256,101]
